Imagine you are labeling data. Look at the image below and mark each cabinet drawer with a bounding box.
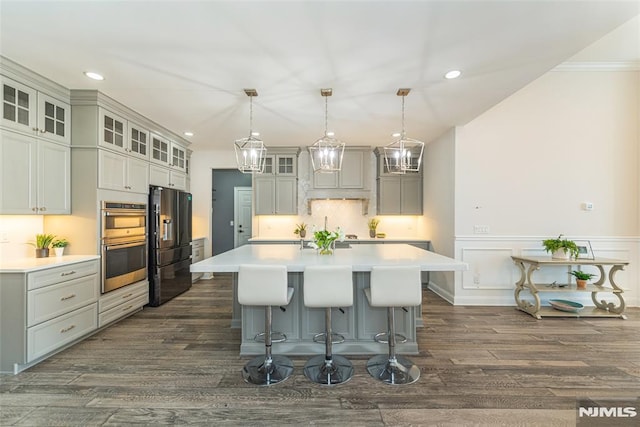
[28,260,99,290]
[98,280,148,313]
[27,274,98,327]
[98,294,148,328]
[27,303,97,362]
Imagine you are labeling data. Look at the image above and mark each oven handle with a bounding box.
[104,210,146,216]
[105,240,146,250]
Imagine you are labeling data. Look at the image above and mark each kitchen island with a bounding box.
[191,244,467,355]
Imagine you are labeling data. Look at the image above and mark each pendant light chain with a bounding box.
[324,95,329,136]
[401,94,406,137]
[249,95,254,136]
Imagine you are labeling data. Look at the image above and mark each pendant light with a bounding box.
[235,89,267,174]
[383,88,424,174]
[309,88,345,173]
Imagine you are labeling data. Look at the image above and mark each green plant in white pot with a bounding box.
[51,238,69,257]
[542,234,579,260]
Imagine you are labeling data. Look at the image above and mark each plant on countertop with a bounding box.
[542,234,579,259]
[29,233,56,249]
[293,223,307,238]
[309,226,345,255]
[569,270,595,281]
[52,238,69,248]
[367,218,380,238]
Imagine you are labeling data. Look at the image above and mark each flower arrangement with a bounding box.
[293,223,307,238]
[309,227,345,255]
[542,234,579,259]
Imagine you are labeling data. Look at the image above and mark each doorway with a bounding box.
[234,187,252,247]
[211,169,252,256]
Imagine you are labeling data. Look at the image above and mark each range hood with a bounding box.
[305,195,369,215]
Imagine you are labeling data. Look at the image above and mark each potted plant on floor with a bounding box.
[542,234,579,260]
[51,238,69,257]
[294,223,307,239]
[367,218,380,238]
[29,233,56,258]
[569,270,595,289]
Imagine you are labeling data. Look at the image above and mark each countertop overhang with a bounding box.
[0,255,101,273]
[191,243,467,273]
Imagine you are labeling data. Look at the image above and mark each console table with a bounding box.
[511,256,629,319]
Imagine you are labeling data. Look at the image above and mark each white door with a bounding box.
[234,187,252,247]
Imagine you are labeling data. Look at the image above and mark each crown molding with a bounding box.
[553,61,640,72]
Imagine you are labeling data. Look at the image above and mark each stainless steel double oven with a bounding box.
[101,201,147,294]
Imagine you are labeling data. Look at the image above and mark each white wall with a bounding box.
[452,69,640,306]
[423,128,456,301]
[0,216,44,261]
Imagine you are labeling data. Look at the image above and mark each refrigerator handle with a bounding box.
[163,218,173,241]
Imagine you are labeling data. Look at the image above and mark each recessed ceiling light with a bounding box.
[84,71,104,81]
[251,131,260,137]
[184,131,194,137]
[444,70,461,79]
[392,132,401,138]
[326,131,335,137]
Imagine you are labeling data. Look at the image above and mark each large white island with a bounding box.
[191,243,467,355]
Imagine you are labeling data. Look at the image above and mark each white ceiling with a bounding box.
[1,1,638,151]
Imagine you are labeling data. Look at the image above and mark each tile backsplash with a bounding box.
[255,199,427,239]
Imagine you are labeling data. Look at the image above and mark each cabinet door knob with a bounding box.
[40,207,46,212]
[32,207,38,212]
[39,129,46,134]
[32,127,39,132]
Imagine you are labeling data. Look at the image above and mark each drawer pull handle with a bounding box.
[60,294,76,301]
[60,271,76,277]
[122,293,133,299]
[60,324,76,334]
[122,305,133,311]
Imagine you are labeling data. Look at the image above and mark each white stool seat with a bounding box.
[366,265,421,385]
[302,265,354,385]
[238,264,294,386]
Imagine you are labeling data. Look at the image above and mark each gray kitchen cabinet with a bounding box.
[0,259,99,374]
[311,148,366,189]
[98,280,148,328]
[191,237,205,282]
[375,148,422,215]
[149,163,187,191]
[1,74,71,145]
[254,147,299,215]
[98,149,149,194]
[0,129,70,214]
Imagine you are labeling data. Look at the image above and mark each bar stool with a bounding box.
[303,265,354,385]
[238,264,294,386]
[365,265,421,385]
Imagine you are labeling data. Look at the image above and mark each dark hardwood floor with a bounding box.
[1,275,639,426]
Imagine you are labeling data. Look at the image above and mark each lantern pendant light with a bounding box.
[235,89,267,174]
[309,88,346,173]
[383,88,424,174]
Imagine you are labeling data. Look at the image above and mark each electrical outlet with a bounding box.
[473,225,489,234]
[473,274,481,285]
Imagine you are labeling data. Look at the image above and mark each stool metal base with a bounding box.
[373,332,407,344]
[242,355,294,386]
[312,332,345,344]
[303,355,354,386]
[366,355,420,385]
[254,331,286,343]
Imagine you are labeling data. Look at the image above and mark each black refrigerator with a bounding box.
[148,186,193,306]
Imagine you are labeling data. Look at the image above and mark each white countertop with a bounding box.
[191,243,466,273]
[0,255,100,273]
[248,237,430,243]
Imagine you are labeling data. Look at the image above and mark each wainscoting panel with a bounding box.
[461,248,515,290]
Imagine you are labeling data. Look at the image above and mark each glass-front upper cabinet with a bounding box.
[99,108,126,152]
[128,122,149,159]
[1,76,71,144]
[276,155,296,176]
[150,132,169,165]
[171,143,186,171]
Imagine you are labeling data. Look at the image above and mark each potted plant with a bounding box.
[29,233,56,258]
[294,223,307,239]
[51,238,69,257]
[367,218,380,238]
[569,270,595,289]
[542,234,579,260]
